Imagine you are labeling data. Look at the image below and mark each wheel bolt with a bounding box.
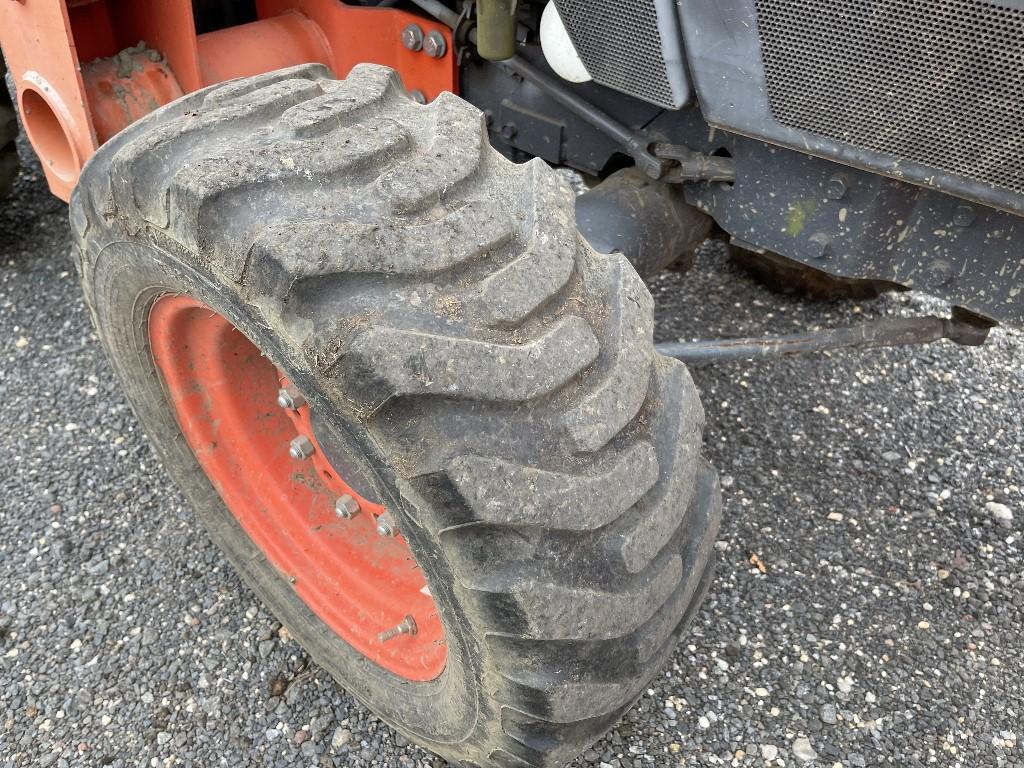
[289,435,315,460]
[335,494,360,519]
[401,23,424,51]
[378,615,417,643]
[376,512,396,537]
[277,384,306,410]
[423,30,447,59]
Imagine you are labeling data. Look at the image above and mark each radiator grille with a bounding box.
[754,0,1024,196]
[553,0,677,108]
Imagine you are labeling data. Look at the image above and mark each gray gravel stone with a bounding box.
[331,726,352,749]
[986,501,1013,526]
[792,736,818,762]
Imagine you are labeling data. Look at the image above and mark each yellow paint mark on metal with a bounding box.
[785,199,818,236]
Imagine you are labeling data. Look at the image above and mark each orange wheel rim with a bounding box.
[148,294,446,681]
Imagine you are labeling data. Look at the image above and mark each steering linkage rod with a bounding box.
[655,313,992,365]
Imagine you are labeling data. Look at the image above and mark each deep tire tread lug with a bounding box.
[73,63,721,768]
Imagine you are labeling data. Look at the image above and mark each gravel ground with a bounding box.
[1,151,1022,768]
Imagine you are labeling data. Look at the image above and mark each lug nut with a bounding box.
[825,174,848,200]
[953,204,976,227]
[375,512,396,537]
[808,232,832,260]
[378,615,417,643]
[423,30,447,59]
[289,435,315,460]
[335,494,360,519]
[401,23,424,51]
[277,384,306,410]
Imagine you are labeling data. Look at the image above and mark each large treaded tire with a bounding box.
[71,64,720,768]
[0,58,19,200]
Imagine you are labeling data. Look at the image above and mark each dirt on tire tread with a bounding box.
[72,63,720,768]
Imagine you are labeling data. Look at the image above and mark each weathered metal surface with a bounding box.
[678,0,1024,218]
[656,313,991,364]
[683,135,1024,325]
[464,46,1024,325]
[576,167,712,277]
[82,47,184,145]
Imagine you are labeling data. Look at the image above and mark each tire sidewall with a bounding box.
[84,236,485,749]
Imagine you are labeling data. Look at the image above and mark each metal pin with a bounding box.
[375,512,396,537]
[277,384,306,410]
[335,494,360,519]
[289,435,315,460]
[378,615,417,643]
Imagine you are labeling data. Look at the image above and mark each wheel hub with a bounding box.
[148,295,446,681]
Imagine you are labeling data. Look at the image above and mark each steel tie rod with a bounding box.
[655,314,991,364]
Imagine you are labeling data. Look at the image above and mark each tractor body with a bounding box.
[1,4,1020,766]
[2,0,1021,324]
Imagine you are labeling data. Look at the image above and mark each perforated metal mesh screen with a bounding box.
[754,0,1024,196]
[553,0,677,108]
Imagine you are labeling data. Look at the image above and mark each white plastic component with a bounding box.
[540,3,592,84]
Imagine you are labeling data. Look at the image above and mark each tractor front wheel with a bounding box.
[72,64,720,767]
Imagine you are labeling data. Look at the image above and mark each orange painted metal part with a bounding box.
[0,0,97,199]
[258,0,457,101]
[148,295,447,681]
[83,50,185,145]
[0,0,457,200]
[106,0,204,92]
[197,12,332,85]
